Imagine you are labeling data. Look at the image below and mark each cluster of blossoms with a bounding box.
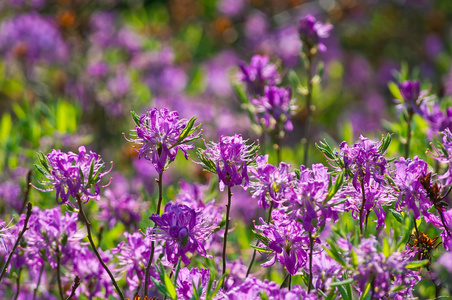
[33,146,112,204]
[0,13,68,65]
[238,55,280,96]
[198,134,258,191]
[125,108,201,174]
[298,14,332,53]
[146,203,216,265]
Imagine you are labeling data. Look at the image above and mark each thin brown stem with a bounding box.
[19,170,32,215]
[359,179,366,235]
[222,186,232,285]
[76,196,125,300]
[438,208,451,237]
[303,53,313,166]
[0,202,32,282]
[308,232,314,293]
[56,246,64,300]
[65,276,81,300]
[405,109,413,159]
[280,272,290,288]
[33,264,45,300]
[144,171,164,297]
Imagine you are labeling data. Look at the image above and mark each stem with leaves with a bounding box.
[65,276,81,300]
[76,195,125,300]
[144,171,164,297]
[19,170,32,215]
[0,202,32,282]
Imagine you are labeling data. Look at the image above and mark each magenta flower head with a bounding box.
[146,202,215,265]
[298,14,332,53]
[428,128,452,186]
[252,85,296,132]
[238,55,280,96]
[197,134,259,191]
[0,13,68,65]
[32,146,112,205]
[125,108,201,174]
[395,80,427,114]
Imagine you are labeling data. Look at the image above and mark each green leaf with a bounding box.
[150,277,172,298]
[174,258,182,285]
[0,113,12,143]
[250,245,273,254]
[323,243,346,267]
[131,111,141,126]
[162,268,177,299]
[388,81,403,100]
[382,238,390,257]
[390,208,403,224]
[252,230,271,243]
[405,260,429,269]
[287,70,302,88]
[359,281,372,300]
[329,278,354,287]
[179,116,197,142]
[351,249,358,267]
[65,204,79,213]
[337,285,351,300]
[34,164,49,176]
[324,171,344,203]
[378,133,392,154]
[233,82,250,104]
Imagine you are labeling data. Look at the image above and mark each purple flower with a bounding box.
[252,86,296,132]
[394,80,428,115]
[392,157,430,219]
[428,128,452,186]
[198,134,258,192]
[249,155,293,210]
[125,108,201,174]
[176,267,211,299]
[32,146,112,205]
[238,55,280,96]
[254,209,309,275]
[0,13,68,65]
[338,136,387,191]
[112,232,158,292]
[146,203,215,264]
[298,15,333,52]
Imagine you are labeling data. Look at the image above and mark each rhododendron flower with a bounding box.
[125,108,201,174]
[197,134,258,191]
[32,146,112,204]
[146,203,215,264]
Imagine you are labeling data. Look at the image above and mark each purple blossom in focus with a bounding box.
[249,154,293,210]
[392,156,430,219]
[252,85,296,132]
[32,146,112,205]
[125,108,201,174]
[147,203,215,264]
[254,209,309,275]
[0,13,68,65]
[298,14,333,53]
[198,134,258,192]
[238,55,280,96]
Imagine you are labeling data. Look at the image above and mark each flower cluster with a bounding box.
[252,86,296,132]
[125,108,201,174]
[146,203,215,265]
[33,146,112,204]
[197,134,258,191]
[238,55,280,96]
[298,14,332,53]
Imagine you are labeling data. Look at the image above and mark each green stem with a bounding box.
[76,196,125,300]
[56,246,64,300]
[0,202,32,282]
[222,186,232,284]
[405,109,414,159]
[308,232,314,293]
[359,178,366,235]
[303,53,313,166]
[144,171,164,297]
[14,268,22,300]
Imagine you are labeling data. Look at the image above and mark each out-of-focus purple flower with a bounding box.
[249,155,293,210]
[204,51,238,98]
[428,129,452,186]
[254,209,309,275]
[198,134,258,192]
[338,136,387,191]
[107,72,130,98]
[125,108,201,174]
[311,251,342,291]
[32,146,112,205]
[87,62,109,78]
[217,0,245,17]
[112,232,157,293]
[147,203,215,264]
[394,80,430,115]
[392,157,430,219]
[252,85,296,132]
[298,14,332,53]
[89,12,116,48]
[0,13,68,65]
[238,55,280,96]
[176,267,211,299]
[420,101,452,139]
[351,237,420,299]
